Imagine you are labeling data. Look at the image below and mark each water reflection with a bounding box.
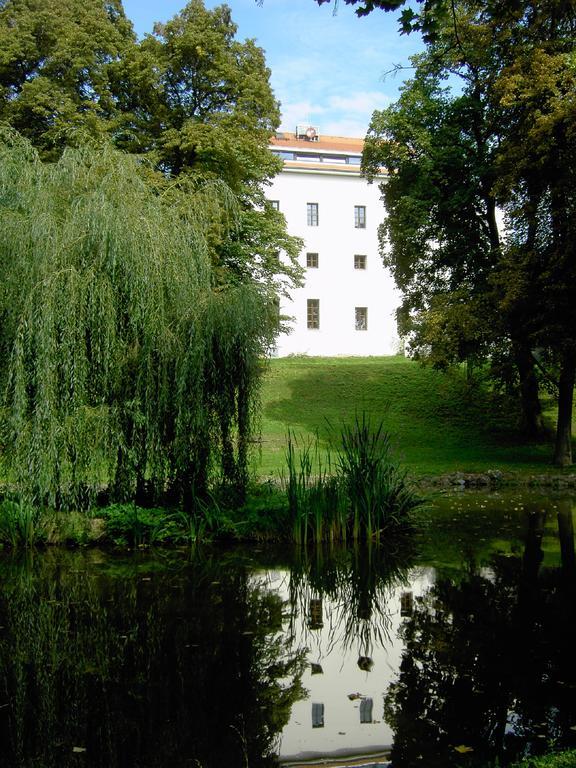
[0,550,306,768]
[279,545,429,763]
[0,493,575,768]
[385,498,576,768]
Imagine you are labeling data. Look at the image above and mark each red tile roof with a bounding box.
[271,131,364,153]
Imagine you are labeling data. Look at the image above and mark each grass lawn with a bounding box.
[255,356,567,480]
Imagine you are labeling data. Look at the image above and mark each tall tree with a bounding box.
[0,0,303,507]
[353,0,576,462]
[0,133,276,508]
[362,48,545,438]
[0,0,135,158]
[494,35,576,465]
[118,0,302,297]
[0,0,302,295]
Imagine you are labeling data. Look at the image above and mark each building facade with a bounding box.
[268,128,399,357]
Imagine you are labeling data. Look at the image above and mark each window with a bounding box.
[400,592,414,617]
[307,299,320,329]
[355,306,368,331]
[269,200,280,210]
[306,252,319,268]
[354,205,366,228]
[307,202,319,226]
[354,254,367,270]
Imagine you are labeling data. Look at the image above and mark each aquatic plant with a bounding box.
[282,414,419,543]
[337,413,418,542]
[0,499,45,547]
[284,431,347,545]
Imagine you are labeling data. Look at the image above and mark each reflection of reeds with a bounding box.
[287,541,414,657]
[282,415,420,544]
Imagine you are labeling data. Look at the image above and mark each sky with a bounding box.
[121,0,424,138]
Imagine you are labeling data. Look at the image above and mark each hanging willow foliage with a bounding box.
[0,131,276,510]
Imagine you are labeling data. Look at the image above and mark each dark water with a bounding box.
[1,491,576,768]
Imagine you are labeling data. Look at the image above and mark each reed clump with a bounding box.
[282,414,420,544]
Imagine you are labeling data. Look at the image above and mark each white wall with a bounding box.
[269,168,400,356]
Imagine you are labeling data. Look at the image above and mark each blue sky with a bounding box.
[121,0,424,138]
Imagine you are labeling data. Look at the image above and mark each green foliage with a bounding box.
[123,0,280,189]
[0,0,302,301]
[121,0,302,295]
[0,0,135,158]
[510,751,576,768]
[284,431,345,545]
[0,0,304,511]
[0,498,45,547]
[0,135,275,510]
[364,67,501,366]
[338,413,419,541]
[283,414,420,544]
[99,503,218,546]
[361,1,576,458]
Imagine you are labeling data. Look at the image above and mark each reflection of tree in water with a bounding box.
[385,502,576,767]
[0,549,306,768]
[286,542,414,659]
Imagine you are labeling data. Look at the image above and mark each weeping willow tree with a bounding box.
[0,131,276,510]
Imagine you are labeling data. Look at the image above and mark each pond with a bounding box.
[1,490,576,768]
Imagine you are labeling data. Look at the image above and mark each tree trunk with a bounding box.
[553,348,576,467]
[514,344,545,439]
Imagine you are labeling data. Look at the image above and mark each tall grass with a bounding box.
[338,414,418,543]
[0,499,45,547]
[282,414,420,543]
[284,431,346,546]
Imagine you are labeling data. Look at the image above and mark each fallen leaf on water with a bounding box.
[454,745,474,754]
[570,725,576,731]
[348,692,363,700]
[72,747,87,753]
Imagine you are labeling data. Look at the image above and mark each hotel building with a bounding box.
[268,126,399,357]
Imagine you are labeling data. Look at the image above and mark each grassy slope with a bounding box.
[256,356,563,479]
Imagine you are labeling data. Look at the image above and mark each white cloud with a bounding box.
[279,91,392,137]
[279,100,327,133]
[124,0,424,140]
[329,92,390,113]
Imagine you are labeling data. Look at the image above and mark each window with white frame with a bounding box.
[354,205,366,228]
[307,202,319,226]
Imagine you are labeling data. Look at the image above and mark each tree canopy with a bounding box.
[0,133,276,508]
[0,0,135,158]
[0,1,302,508]
[0,0,302,295]
[360,0,576,464]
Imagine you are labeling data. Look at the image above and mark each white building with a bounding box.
[268,127,400,357]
